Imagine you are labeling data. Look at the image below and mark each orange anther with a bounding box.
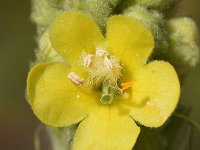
[121,81,133,91]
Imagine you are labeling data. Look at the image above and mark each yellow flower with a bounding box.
[27,11,180,150]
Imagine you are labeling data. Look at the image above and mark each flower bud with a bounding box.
[31,0,61,33]
[64,0,114,31]
[134,0,174,9]
[107,0,121,7]
[119,0,175,10]
[34,30,63,64]
[48,0,64,9]
[167,17,200,76]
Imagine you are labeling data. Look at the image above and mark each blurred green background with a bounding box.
[0,0,199,149]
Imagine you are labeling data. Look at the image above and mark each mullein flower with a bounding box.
[27,11,180,149]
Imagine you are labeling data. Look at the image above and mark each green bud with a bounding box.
[64,0,113,32]
[123,5,168,51]
[47,125,77,150]
[167,17,200,76]
[31,0,62,34]
[134,0,174,9]
[120,0,175,10]
[34,30,63,64]
[48,0,64,9]
[107,0,121,7]
[118,0,175,11]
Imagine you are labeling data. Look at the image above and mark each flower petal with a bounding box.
[27,62,94,127]
[106,15,154,72]
[49,11,104,70]
[128,61,180,127]
[73,105,140,150]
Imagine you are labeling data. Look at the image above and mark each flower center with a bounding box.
[68,47,133,104]
[82,47,122,88]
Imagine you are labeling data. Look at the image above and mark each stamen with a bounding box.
[121,81,133,91]
[83,54,93,67]
[104,57,113,70]
[68,72,83,85]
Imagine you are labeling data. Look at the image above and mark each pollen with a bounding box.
[121,81,133,91]
[68,72,84,85]
[104,57,113,70]
[96,47,108,56]
[83,54,93,67]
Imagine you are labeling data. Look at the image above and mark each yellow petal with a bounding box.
[73,105,140,150]
[27,62,94,127]
[49,11,104,71]
[106,15,154,75]
[128,61,180,127]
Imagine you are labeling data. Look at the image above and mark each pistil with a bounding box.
[100,83,115,104]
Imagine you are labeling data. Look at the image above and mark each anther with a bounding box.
[83,54,93,67]
[121,81,133,91]
[96,49,108,57]
[104,57,113,70]
[68,72,84,85]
